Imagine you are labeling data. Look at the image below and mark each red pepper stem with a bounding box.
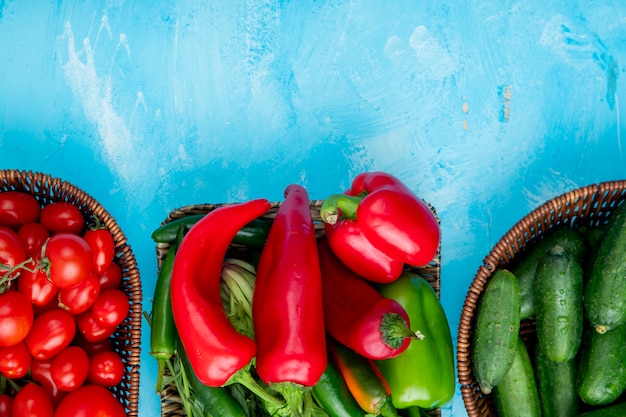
[320,194,363,224]
[272,382,310,417]
[380,313,425,350]
[227,368,289,416]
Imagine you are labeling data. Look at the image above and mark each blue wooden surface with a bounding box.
[1,1,624,415]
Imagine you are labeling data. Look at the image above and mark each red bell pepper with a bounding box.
[170,198,270,387]
[317,238,421,360]
[321,172,439,282]
[252,184,327,388]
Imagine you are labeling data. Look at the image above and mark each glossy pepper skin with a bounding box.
[321,172,439,283]
[375,272,455,410]
[317,237,418,360]
[252,184,327,386]
[328,338,398,417]
[170,198,271,387]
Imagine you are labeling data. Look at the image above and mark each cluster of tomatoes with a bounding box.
[0,191,129,417]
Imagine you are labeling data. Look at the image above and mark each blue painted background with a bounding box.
[1,1,624,415]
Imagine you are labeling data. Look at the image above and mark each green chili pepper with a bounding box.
[328,338,398,417]
[151,215,271,248]
[312,357,365,417]
[150,227,184,393]
[177,338,246,417]
[375,272,455,410]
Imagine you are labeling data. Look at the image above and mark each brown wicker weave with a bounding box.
[0,169,142,417]
[157,200,442,417]
[457,180,626,417]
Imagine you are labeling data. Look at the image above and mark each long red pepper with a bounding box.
[321,172,439,282]
[252,184,327,387]
[170,198,270,387]
[317,238,419,360]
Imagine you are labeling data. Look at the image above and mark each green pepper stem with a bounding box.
[378,397,399,417]
[380,313,425,349]
[320,194,364,224]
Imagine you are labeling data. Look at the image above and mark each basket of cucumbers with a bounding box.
[457,180,626,417]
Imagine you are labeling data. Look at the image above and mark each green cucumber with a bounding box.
[584,202,626,333]
[577,322,626,406]
[535,343,580,417]
[533,245,584,362]
[511,228,587,320]
[576,402,626,416]
[492,336,541,417]
[471,269,521,394]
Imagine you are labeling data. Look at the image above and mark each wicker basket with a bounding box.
[457,180,626,417]
[0,169,142,416]
[157,199,442,417]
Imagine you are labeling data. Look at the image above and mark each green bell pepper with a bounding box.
[374,272,455,410]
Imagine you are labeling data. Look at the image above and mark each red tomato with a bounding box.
[39,201,85,235]
[0,394,12,417]
[58,273,101,314]
[12,382,54,417]
[87,350,124,387]
[91,289,129,327]
[99,262,123,291]
[77,309,117,343]
[84,228,115,275]
[0,191,41,229]
[17,222,50,256]
[73,332,114,356]
[31,357,67,405]
[25,309,76,360]
[17,259,58,306]
[0,226,27,275]
[0,291,34,347]
[0,341,31,379]
[53,384,127,417]
[43,233,93,288]
[51,346,89,391]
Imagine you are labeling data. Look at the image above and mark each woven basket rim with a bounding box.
[157,198,443,417]
[456,179,626,417]
[0,169,142,417]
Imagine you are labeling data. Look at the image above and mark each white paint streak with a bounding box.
[59,21,147,188]
[407,25,456,79]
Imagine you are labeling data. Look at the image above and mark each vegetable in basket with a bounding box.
[170,198,269,387]
[252,184,327,415]
[151,214,271,248]
[149,227,183,393]
[374,272,455,410]
[317,237,419,360]
[320,172,439,283]
[312,358,364,417]
[327,337,398,417]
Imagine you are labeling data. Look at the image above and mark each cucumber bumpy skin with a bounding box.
[533,245,584,363]
[471,269,521,395]
[492,336,541,417]
[535,344,580,417]
[512,228,587,321]
[584,202,626,334]
[576,322,626,406]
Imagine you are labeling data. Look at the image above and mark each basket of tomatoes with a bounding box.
[0,169,141,416]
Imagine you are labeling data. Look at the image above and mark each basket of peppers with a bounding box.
[148,171,455,417]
